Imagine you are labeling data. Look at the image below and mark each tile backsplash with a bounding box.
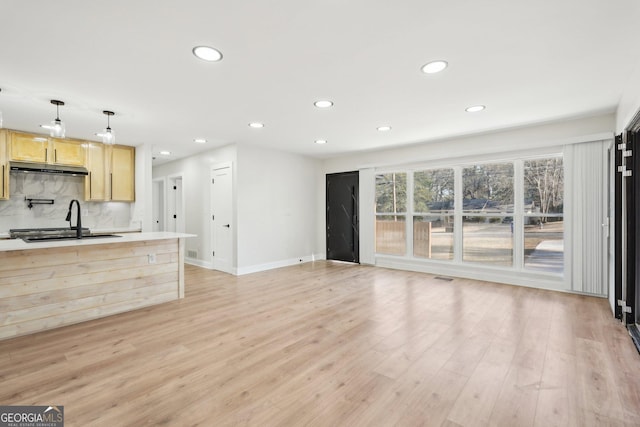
[0,173,132,231]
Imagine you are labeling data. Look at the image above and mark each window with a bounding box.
[523,157,564,273]
[373,154,564,277]
[462,163,514,266]
[375,173,407,255]
[462,163,514,213]
[413,169,454,260]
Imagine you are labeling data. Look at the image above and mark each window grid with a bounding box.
[375,156,564,275]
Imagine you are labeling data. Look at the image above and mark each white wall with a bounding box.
[131,143,153,231]
[152,143,319,275]
[236,145,320,274]
[617,60,640,132]
[153,144,237,269]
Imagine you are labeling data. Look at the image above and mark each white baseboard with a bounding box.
[185,257,214,269]
[236,255,316,276]
[312,253,326,261]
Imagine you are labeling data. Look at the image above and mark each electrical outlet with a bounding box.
[148,254,157,264]
[82,208,89,217]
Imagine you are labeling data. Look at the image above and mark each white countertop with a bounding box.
[0,232,195,252]
[92,227,143,234]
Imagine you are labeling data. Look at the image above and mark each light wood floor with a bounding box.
[1,262,639,426]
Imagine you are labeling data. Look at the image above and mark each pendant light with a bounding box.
[40,100,66,137]
[96,110,115,144]
[46,100,66,138]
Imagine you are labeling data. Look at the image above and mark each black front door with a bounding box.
[619,128,640,326]
[615,133,623,321]
[629,130,640,325]
[326,171,359,263]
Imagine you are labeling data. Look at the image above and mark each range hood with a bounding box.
[10,161,89,176]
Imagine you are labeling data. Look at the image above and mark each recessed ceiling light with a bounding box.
[194,138,207,144]
[248,122,264,128]
[421,60,448,74]
[315,139,327,145]
[160,150,171,155]
[314,100,333,108]
[192,46,223,62]
[465,105,486,113]
[377,126,392,132]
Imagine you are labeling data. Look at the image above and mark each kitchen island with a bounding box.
[0,232,194,340]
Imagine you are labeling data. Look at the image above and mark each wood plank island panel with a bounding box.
[0,236,188,340]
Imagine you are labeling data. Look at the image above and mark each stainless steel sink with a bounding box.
[10,227,91,239]
[21,234,121,243]
[10,227,122,243]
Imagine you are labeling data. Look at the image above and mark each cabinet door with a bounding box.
[84,143,107,201]
[0,130,8,200]
[51,138,86,166]
[10,132,48,162]
[110,145,135,201]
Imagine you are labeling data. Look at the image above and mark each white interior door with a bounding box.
[211,164,233,274]
[167,175,185,233]
[152,178,165,232]
[175,178,185,233]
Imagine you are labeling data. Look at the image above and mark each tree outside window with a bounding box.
[523,157,564,273]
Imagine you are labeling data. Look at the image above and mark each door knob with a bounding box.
[223,224,230,228]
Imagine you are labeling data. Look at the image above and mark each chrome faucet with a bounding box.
[65,199,82,239]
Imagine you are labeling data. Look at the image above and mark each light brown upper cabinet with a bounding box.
[110,145,135,201]
[0,130,8,200]
[5,129,134,203]
[85,144,135,202]
[84,142,107,201]
[50,138,86,166]
[9,131,49,163]
[9,131,86,167]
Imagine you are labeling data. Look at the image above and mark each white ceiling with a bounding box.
[1,1,639,165]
